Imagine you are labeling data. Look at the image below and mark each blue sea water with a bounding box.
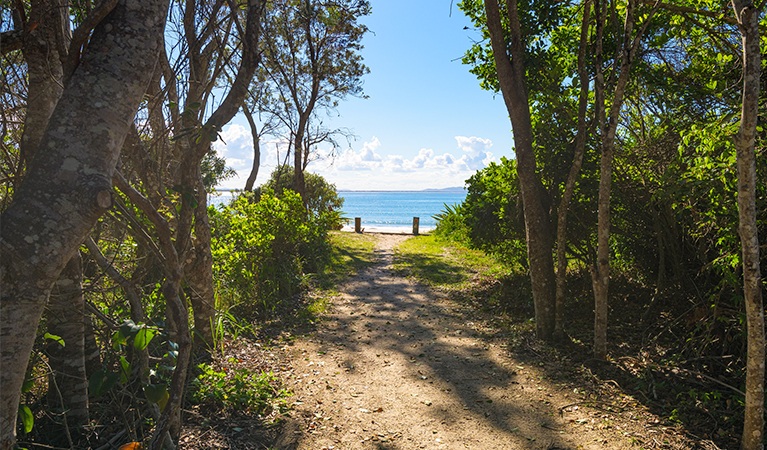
[339,191,466,232]
[210,190,466,232]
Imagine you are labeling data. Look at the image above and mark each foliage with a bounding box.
[210,190,333,318]
[201,149,237,192]
[259,166,345,224]
[459,157,529,267]
[189,363,290,414]
[432,202,469,243]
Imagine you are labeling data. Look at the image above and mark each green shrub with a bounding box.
[210,189,332,318]
[257,166,346,229]
[432,202,469,243]
[460,157,528,266]
[189,363,290,414]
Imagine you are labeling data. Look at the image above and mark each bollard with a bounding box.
[355,217,361,233]
[412,217,419,235]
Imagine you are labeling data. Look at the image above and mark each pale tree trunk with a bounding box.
[0,1,169,447]
[732,2,765,449]
[19,1,92,434]
[182,161,216,350]
[554,0,591,338]
[243,106,262,191]
[46,252,89,435]
[174,0,265,353]
[294,115,308,199]
[483,0,557,340]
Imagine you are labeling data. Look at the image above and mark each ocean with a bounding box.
[338,191,466,232]
[209,190,466,233]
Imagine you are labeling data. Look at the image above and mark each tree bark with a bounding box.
[46,252,89,435]
[554,0,591,338]
[731,2,765,449]
[19,0,68,169]
[243,106,262,191]
[0,0,169,447]
[483,0,557,341]
[591,0,658,359]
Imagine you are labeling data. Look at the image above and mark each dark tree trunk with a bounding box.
[482,0,557,341]
[554,0,591,338]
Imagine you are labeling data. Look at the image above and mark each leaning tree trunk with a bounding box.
[483,0,557,341]
[0,1,169,447]
[17,0,91,433]
[732,2,765,449]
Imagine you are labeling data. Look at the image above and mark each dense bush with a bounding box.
[257,166,346,228]
[440,157,528,267]
[210,189,333,318]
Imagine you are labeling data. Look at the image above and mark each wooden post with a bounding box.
[412,217,419,235]
[355,217,361,233]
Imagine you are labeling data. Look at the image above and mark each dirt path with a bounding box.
[277,234,646,450]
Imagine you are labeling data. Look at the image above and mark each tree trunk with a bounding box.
[46,252,89,436]
[0,1,169,447]
[483,0,557,341]
[243,106,262,192]
[184,167,217,350]
[590,0,657,359]
[19,0,67,170]
[294,114,308,200]
[732,2,765,449]
[554,0,591,338]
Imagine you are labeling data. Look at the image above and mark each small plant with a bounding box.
[189,363,291,415]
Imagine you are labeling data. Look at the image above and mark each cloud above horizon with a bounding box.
[213,125,497,190]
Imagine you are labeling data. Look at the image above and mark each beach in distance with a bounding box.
[210,189,467,234]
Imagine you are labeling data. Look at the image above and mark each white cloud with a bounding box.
[216,129,499,191]
[453,136,494,171]
[215,124,252,161]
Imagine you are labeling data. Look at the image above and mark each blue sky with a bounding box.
[216,0,515,191]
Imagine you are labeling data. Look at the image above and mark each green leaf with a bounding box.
[182,191,199,209]
[89,369,119,397]
[21,379,34,394]
[44,332,65,347]
[89,369,106,396]
[119,319,142,339]
[112,329,127,350]
[119,356,131,385]
[188,102,202,110]
[18,405,33,434]
[144,383,170,411]
[134,327,156,351]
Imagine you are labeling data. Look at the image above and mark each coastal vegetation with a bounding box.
[0,0,764,449]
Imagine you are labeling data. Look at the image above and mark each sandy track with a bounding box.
[276,233,644,450]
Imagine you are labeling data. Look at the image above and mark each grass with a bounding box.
[316,231,377,289]
[393,234,511,289]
